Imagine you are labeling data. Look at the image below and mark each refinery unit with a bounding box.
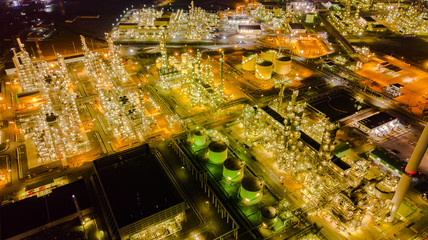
[5,38,428,239]
[111,1,219,42]
[12,39,90,166]
[178,128,305,239]
[220,89,417,235]
[326,0,428,36]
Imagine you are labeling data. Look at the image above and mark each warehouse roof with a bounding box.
[358,112,396,130]
[93,144,183,228]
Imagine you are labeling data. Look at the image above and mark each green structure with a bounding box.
[208,141,228,164]
[239,176,263,205]
[193,130,206,146]
[223,157,245,182]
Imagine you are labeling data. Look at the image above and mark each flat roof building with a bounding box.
[238,24,262,35]
[356,112,400,137]
[289,23,306,35]
[91,144,185,240]
[0,180,92,240]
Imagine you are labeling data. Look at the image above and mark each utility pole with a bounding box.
[219,51,225,99]
[72,195,88,239]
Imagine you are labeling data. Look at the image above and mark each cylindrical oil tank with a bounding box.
[193,130,206,146]
[242,51,258,71]
[240,176,263,205]
[261,49,277,63]
[223,157,245,182]
[255,60,273,80]
[274,56,291,75]
[208,141,228,164]
[261,206,278,228]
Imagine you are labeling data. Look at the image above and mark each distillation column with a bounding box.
[388,123,428,221]
[219,51,225,99]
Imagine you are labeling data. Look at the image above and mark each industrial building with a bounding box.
[238,25,262,35]
[227,15,250,25]
[286,1,316,14]
[91,144,186,240]
[288,23,307,35]
[0,180,93,240]
[356,112,400,137]
[386,83,404,97]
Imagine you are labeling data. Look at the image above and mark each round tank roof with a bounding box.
[261,206,277,219]
[277,56,291,61]
[262,49,277,53]
[224,157,244,170]
[241,176,263,192]
[208,141,228,152]
[256,60,273,67]
[193,130,204,136]
[243,51,258,57]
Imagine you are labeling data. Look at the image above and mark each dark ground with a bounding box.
[350,36,428,66]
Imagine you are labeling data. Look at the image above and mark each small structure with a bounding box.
[358,16,376,28]
[238,25,262,35]
[288,23,306,35]
[367,24,388,32]
[118,22,138,29]
[154,18,170,27]
[286,1,316,14]
[228,15,250,25]
[386,83,403,97]
[356,112,399,137]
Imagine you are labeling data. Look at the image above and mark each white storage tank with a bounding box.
[239,176,263,205]
[223,157,245,182]
[274,56,292,75]
[255,60,273,80]
[193,130,206,146]
[208,141,228,164]
[261,49,277,63]
[242,51,258,71]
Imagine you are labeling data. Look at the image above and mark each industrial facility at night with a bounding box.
[1,0,428,239]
